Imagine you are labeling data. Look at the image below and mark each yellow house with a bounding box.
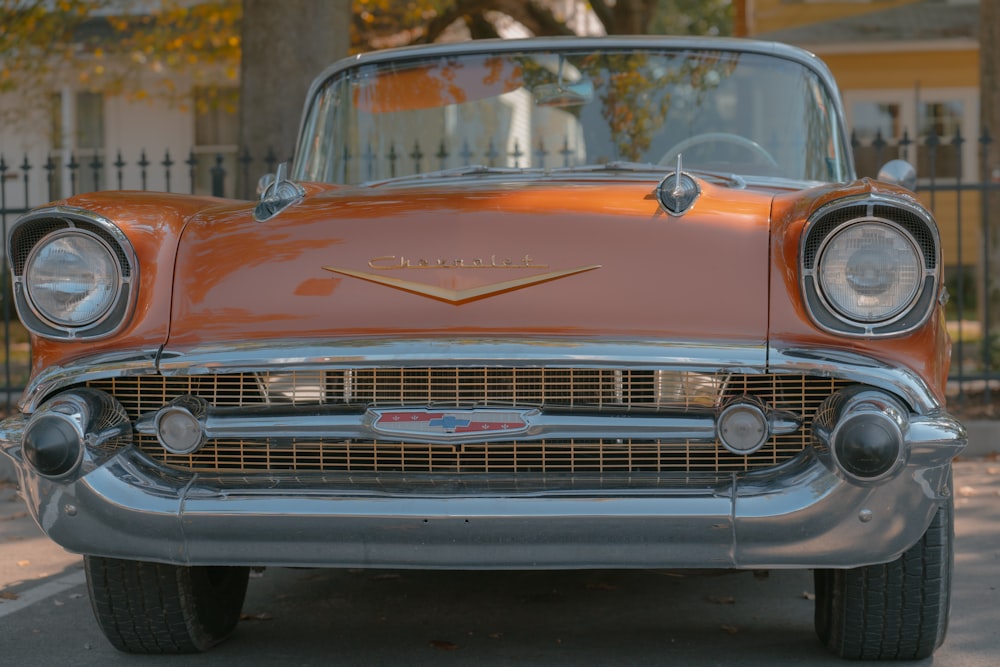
[742,0,981,286]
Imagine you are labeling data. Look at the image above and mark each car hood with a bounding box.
[166,178,775,349]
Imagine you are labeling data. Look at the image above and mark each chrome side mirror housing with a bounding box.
[254,163,305,222]
[876,159,917,192]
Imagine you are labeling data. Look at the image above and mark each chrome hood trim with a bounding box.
[157,338,768,375]
[18,339,944,416]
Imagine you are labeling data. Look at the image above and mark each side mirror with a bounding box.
[876,159,917,192]
[257,172,276,196]
[253,163,304,222]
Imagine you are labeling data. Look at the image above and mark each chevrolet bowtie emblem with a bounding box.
[322,264,601,304]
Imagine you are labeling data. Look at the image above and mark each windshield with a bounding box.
[294,46,849,185]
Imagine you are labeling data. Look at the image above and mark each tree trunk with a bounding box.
[238,0,349,192]
[609,0,656,34]
[982,0,1000,370]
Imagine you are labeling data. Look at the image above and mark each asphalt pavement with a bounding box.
[1,446,998,665]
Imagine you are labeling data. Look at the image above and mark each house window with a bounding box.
[851,101,901,178]
[47,90,105,198]
[917,101,965,179]
[76,91,105,153]
[192,87,239,196]
[845,88,977,182]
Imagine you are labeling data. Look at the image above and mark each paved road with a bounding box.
[1,459,997,666]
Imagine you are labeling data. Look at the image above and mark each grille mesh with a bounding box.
[87,370,850,476]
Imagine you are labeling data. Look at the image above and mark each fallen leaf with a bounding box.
[586,582,618,591]
[16,560,30,567]
[987,466,999,475]
[430,639,459,650]
[488,632,503,640]
[239,612,273,621]
[706,595,736,605]
[0,591,19,601]
[802,591,816,601]
[958,486,977,497]
[721,625,739,634]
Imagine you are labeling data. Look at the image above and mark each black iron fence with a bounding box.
[1,134,999,412]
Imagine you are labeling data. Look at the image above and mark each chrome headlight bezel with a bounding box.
[8,207,138,340]
[800,196,941,337]
[23,228,122,328]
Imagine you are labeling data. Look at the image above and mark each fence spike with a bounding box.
[436,140,448,170]
[44,155,56,201]
[162,150,174,193]
[534,139,548,169]
[510,139,523,168]
[114,151,126,190]
[186,151,198,194]
[410,141,423,174]
[138,150,149,192]
[20,154,31,203]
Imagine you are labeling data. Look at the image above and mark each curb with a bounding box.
[959,420,999,459]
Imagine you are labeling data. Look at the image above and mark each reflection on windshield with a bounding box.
[295,48,847,185]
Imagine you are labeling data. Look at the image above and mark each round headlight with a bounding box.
[817,221,922,323]
[24,231,120,328]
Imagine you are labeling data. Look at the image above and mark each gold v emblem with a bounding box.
[322,265,601,304]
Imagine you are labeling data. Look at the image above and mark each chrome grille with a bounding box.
[87,371,850,476]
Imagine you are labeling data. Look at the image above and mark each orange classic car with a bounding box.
[1,37,965,659]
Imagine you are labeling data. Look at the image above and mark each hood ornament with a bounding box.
[656,154,700,217]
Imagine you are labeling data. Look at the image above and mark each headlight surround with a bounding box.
[8,207,137,340]
[816,221,923,323]
[800,198,940,337]
[24,230,121,328]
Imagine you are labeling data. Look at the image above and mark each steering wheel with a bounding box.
[659,132,779,168]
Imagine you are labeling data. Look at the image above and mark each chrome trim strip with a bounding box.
[18,340,945,416]
[768,347,942,413]
[133,403,804,446]
[19,348,162,413]
[156,339,768,375]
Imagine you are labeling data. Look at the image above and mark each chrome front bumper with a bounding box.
[0,340,967,570]
[1,413,964,570]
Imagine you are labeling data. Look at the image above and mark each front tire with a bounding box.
[84,556,250,654]
[814,498,953,660]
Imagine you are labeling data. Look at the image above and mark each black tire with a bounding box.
[814,498,953,660]
[84,555,250,654]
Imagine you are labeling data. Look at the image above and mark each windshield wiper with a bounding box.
[366,164,534,185]
[553,162,747,189]
[550,161,667,174]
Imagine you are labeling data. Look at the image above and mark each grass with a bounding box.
[0,319,31,394]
